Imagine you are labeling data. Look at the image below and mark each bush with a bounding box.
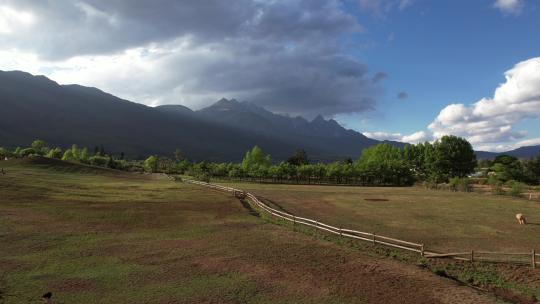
[508,180,525,197]
[423,180,438,190]
[491,182,504,195]
[89,155,108,167]
[19,148,36,157]
[449,177,472,192]
[0,147,11,158]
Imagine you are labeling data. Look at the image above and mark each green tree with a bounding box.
[287,149,309,166]
[0,147,11,158]
[312,163,327,183]
[489,155,524,182]
[61,149,76,162]
[524,157,540,185]
[326,162,345,183]
[297,164,314,182]
[429,135,476,182]
[46,147,63,159]
[355,144,414,186]
[143,155,158,173]
[79,148,89,163]
[13,147,22,157]
[19,148,36,157]
[31,139,47,156]
[89,155,108,167]
[241,146,271,176]
[228,165,245,179]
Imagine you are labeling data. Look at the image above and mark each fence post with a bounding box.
[339,228,342,238]
[421,244,425,257]
[533,250,536,269]
[372,233,376,245]
[470,250,474,263]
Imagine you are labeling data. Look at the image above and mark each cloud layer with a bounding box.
[428,56,540,151]
[0,0,384,118]
[369,56,540,151]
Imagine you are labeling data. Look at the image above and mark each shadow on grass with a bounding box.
[239,199,260,217]
[257,196,291,214]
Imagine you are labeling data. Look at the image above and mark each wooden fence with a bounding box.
[184,179,539,268]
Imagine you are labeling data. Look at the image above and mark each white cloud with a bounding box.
[366,56,540,151]
[364,130,431,144]
[493,0,523,15]
[0,5,35,34]
[427,56,540,151]
[357,0,413,17]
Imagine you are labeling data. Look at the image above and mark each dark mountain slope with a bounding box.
[195,98,393,160]
[0,71,297,161]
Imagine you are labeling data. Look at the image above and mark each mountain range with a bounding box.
[0,70,538,161]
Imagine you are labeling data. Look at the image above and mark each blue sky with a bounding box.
[338,0,540,149]
[0,0,539,151]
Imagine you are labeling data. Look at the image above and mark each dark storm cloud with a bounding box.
[1,0,385,117]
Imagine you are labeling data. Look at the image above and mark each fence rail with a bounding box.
[183,179,538,268]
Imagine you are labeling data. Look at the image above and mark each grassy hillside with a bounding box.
[0,158,502,304]
[219,182,540,253]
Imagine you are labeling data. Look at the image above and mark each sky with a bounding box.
[0,0,539,152]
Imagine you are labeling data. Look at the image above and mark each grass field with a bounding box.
[217,182,540,253]
[0,158,535,304]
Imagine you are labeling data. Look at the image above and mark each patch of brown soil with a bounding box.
[47,278,97,293]
[184,227,498,304]
[365,198,389,202]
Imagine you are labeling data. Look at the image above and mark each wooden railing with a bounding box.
[184,179,539,268]
[185,179,425,254]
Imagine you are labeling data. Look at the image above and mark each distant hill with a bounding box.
[476,145,540,160]
[0,70,396,161]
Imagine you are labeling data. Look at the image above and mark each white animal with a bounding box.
[516,213,527,225]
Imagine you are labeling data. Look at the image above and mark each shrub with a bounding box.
[491,182,504,195]
[0,147,12,158]
[508,181,525,197]
[89,155,108,167]
[19,148,36,157]
[449,177,472,192]
[423,180,438,189]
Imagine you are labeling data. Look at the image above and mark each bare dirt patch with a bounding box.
[47,278,97,293]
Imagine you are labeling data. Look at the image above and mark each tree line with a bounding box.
[0,140,130,170]
[2,136,539,187]
[186,135,480,186]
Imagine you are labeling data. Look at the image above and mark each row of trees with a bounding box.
[1,140,127,170]
[186,135,483,186]
[4,136,539,187]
